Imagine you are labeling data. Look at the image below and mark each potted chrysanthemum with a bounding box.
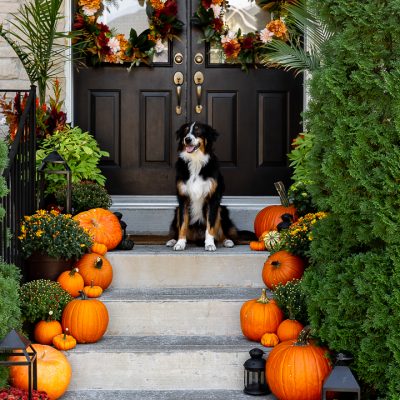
[18,209,92,281]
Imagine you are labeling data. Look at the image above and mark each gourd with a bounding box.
[263,230,281,251]
[33,320,63,345]
[240,289,283,341]
[262,250,305,289]
[57,268,84,297]
[261,332,279,347]
[52,329,77,351]
[74,208,122,250]
[249,241,265,251]
[61,291,109,343]
[74,253,113,290]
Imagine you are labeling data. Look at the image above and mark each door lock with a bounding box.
[174,53,183,65]
[194,53,204,64]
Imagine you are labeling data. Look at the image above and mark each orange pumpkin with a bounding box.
[74,208,122,250]
[91,242,107,256]
[277,319,304,342]
[57,268,84,297]
[34,320,63,345]
[52,329,77,351]
[249,241,265,251]
[240,289,284,341]
[266,327,332,400]
[61,292,109,343]
[75,253,113,290]
[9,344,72,400]
[83,280,103,298]
[262,250,305,289]
[254,204,297,238]
[261,332,280,347]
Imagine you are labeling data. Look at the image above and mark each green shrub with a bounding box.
[0,261,22,388]
[302,0,400,397]
[20,279,72,323]
[0,139,8,222]
[36,125,109,194]
[55,181,112,214]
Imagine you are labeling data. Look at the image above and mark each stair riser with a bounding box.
[107,254,265,289]
[104,301,244,336]
[67,351,250,391]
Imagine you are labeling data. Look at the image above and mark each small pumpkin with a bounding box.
[266,326,332,400]
[83,280,103,298]
[277,319,304,342]
[61,291,109,343]
[249,240,265,251]
[57,268,84,297]
[91,242,108,256]
[52,328,77,351]
[75,253,113,290]
[74,208,122,250]
[9,344,72,400]
[34,320,63,345]
[261,332,279,347]
[263,230,281,251]
[240,289,284,341]
[262,250,305,289]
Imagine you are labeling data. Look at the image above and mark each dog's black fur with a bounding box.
[166,122,238,251]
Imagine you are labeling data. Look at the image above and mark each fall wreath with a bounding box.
[73,0,183,68]
[192,0,292,70]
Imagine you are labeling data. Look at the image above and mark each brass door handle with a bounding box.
[194,71,204,114]
[174,72,184,115]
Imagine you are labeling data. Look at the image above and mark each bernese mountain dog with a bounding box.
[166,121,238,251]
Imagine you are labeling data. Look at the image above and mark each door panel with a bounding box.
[73,0,303,195]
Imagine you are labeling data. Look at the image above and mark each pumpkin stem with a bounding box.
[257,288,270,304]
[69,268,78,277]
[271,260,280,268]
[90,280,95,288]
[78,290,88,300]
[95,257,103,269]
[274,181,290,207]
[295,325,312,346]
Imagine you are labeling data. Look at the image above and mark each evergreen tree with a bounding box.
[302,1,400,397]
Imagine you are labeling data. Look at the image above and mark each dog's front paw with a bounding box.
[205,243,217,251]
[223,239,235,248]
[173,239,186,251]
[166,239,177,247]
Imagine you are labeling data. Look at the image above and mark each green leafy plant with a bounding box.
[55,181,112,215]
[19,279,72,323]
[288,132,314,184]
[0,0,72,104]
[273,279,308,324]
[18,209,92,259]
[36,125,109,194]
[288,182,317,217]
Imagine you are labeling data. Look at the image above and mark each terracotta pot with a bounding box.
[25,253,72,281]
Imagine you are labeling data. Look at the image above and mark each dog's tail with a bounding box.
[220,206,257,244]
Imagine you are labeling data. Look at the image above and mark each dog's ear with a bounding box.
[176,123,189,141]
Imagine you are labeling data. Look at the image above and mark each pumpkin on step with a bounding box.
[249,240,265,251]
[34,320,63,345]
[9,344,72,400]
[262,250,305,289]
[277,319,304,342]
[52,328,77,351]
[74,208,122,250]
[57,268,84,297]
[62,291,109,343]
[75,252,113,290]
[261,332,279,347]
[240,289,283,341]
[83,280,103,298]
[266,326,332,400]
[91,242,108,256]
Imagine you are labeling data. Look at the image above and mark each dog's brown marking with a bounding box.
[199,137,206,154]
[207,208,221,238]
[208,178,218,198]
[177,205,189,240]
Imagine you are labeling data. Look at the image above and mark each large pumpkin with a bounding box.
[240,289,283,341]
[62,292,109,343]
[266,327,332,400]
[254,204,297,238]
[74,208,122,250]
[9,344,72,400]
[75,253,113,290]
[262,250,305,289]
[34,320,63,345]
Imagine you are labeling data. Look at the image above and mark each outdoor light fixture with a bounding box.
[322,353,360,400]
[38,150,72,213]
[243,348,270,396]
[0,329,37,400]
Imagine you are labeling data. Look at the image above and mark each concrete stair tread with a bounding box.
[68,335,271,354]
[101,287,269,302]
[62,390,277,399]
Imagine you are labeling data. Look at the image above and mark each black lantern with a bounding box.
[0,329,37,400]
[38,150,72,213]
[243,348,270,396]
[322,353,360,400]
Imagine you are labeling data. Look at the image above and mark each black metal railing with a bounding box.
[0,87,36,268]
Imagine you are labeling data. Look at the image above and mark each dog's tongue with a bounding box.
[186,145,195,153]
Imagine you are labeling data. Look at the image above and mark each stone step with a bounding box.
[62,390,277,399]
[102,287,268,336]
[65,336,272,391]
[107,245,267,289]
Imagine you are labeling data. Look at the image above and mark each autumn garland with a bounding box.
[73,0,183,68]
[192,0,292,70]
